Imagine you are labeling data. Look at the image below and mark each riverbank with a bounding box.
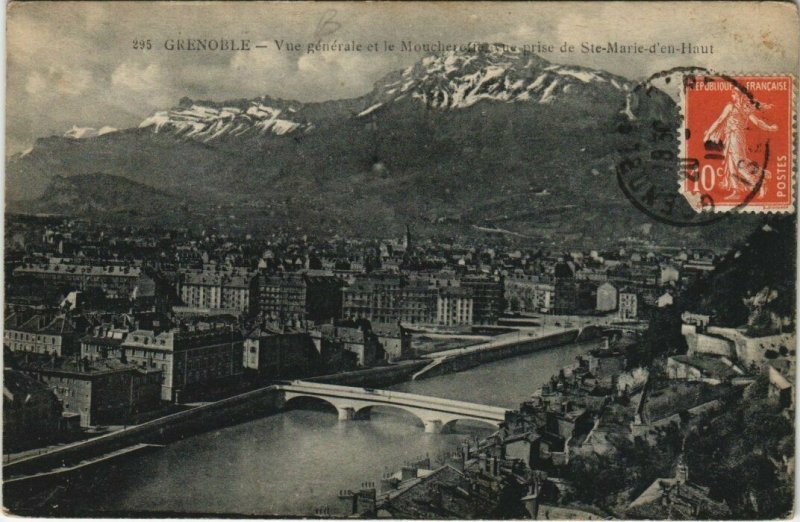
[413,328,583,380]
[5,443,162,485]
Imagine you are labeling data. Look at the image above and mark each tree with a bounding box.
[631,307,687,367]
[684,387,794,518]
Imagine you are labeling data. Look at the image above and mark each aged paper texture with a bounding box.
[4,1,798,519]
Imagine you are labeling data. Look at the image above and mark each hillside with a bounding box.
[6,173,194,225]
[680,214,796,332]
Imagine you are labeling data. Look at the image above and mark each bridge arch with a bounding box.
[283,392,388,422]
[441,417,501,434]
[282,393,340,413]
[353,404,427,427]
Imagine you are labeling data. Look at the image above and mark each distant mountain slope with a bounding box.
[6,173,193,224]
[5,47,761,245]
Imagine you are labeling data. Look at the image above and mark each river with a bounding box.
[61,342,592,516]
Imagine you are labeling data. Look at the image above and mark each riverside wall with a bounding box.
[4,385,283,480]
[416,329,607,380]
[308,360,428,387]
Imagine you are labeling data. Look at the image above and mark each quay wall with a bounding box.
[308,360,428,387]
[417,329,607,380]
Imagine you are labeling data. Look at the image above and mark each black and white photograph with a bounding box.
[2,1,798,518]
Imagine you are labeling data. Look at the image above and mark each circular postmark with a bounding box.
[615,67,768,227]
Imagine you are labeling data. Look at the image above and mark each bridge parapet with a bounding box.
[275,380,508,433]
[277,381,508,418]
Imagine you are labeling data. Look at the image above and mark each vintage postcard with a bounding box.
[3,1,798,519]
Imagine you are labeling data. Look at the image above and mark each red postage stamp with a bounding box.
[680,74,795,213]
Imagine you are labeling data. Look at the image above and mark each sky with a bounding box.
[6,1,798,154]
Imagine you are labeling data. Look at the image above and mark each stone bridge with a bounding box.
[273,380,509,434]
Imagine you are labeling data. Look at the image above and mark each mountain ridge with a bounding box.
[49,48,643,146]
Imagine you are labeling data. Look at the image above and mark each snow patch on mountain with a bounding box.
[64,126,118,139]
[548,66,607,84]
[621,91,637,121]
[540,79,560,104]
[357,103,383,118]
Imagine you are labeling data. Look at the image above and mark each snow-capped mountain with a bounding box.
[134,47,638,143]
[366,47,632,112]
[139,98,314,142]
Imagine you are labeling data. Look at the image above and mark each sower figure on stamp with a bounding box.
[703,90,778,199]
